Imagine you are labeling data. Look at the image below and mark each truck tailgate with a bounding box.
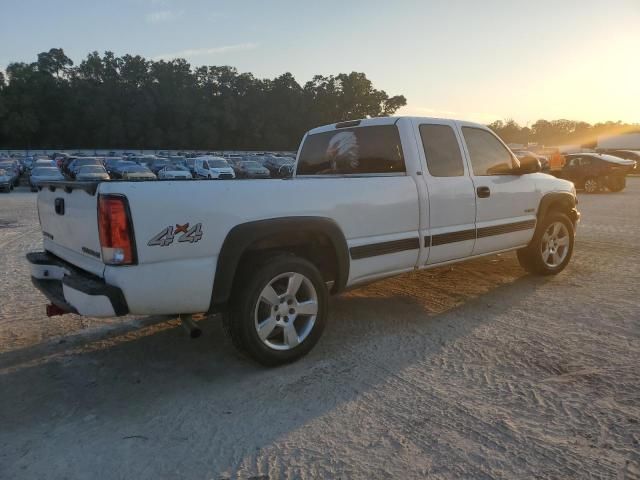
[37,183,105,277]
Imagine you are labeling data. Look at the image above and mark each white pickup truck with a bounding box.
[28,117,580,365]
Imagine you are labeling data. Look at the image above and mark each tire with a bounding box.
[222,254,328,366]
[607,176,626,192]
[517,211,574,276]
[583,177,600,193]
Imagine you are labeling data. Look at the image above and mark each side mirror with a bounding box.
[515,156,541,174]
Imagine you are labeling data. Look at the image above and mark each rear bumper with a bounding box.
[27,251,129,317]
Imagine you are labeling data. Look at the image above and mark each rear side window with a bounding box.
[462,127,519,176]
[297,125,405,175]
[419,124,465,177]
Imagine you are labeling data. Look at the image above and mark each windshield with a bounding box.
[168,164,188,171]
[126,166,151,173]
[79,166,105,173]
[77,159,101,166]
[32,168,61,176]
[209,159,229,168]
[242,161,261,168]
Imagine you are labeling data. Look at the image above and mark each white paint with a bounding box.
[34,116,576,317]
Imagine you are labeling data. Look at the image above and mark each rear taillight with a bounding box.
[98,194,136,265]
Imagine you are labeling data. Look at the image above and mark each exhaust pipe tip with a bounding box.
[179,314,202,339]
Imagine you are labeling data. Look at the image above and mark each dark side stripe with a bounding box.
[476,219,536,239]
[431,229,476,246]
[351,219,537,259]
[350,237,420,260]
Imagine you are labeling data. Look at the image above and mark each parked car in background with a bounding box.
[157,164,193,179]
[33,159,58,170]
[22,156,35,171]
[0,160,20,186]
[263,155,295,177]
[104,158,124,176]
[29,167,65,191]
[0,168,14,192]
[120,164,157,180]
[553,153,636,193]
[149,158,171,175]
[188,156,235,179]
[75,165,110,182]
[233,160,271,178]
[67,158,104,179]
[108,161,138,179]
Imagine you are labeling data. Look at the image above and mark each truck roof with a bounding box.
[306,116,487,135]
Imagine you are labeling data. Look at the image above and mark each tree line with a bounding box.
[1,48,637,150]
[0,48,407,150]
[488,118,639,148]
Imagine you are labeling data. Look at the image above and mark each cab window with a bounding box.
[419,124,464,177]
[462,127,519,176]
[297,125,405,175]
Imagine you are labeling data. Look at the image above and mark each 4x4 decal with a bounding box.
[148,223,203,247]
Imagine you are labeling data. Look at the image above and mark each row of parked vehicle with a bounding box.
[0,151,297,192]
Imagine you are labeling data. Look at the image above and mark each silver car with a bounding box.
[29,167,64,191]
[75,165,110,182]
[0,168,14,192]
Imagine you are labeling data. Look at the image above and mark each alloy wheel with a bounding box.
[254,272,318,350]
[541,221,570,268]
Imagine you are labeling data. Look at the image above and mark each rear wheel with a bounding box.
[222,254,328,366]
[607,176,626,192]
[517,211,574,275]
[583,177,600,193]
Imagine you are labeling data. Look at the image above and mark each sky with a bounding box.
[1,0,639,125]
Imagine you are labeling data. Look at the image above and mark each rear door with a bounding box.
[413,119,477,264]
[458,124,537,256]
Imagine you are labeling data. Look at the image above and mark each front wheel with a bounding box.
[583,177,600,193]
[222,255,328,366]
[517,212,574,275]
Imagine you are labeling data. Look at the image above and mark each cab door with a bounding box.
[412,119,477,265]
[457,124,538,256]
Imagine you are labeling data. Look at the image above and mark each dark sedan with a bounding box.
[233,160,271,178]
[553,153,636,193]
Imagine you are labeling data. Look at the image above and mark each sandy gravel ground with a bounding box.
[0,180,639,479]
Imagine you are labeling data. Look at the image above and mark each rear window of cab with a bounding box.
[297,125,406,175]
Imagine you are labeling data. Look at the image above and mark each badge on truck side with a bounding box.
[148,223,203,247]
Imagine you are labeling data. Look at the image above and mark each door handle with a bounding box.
[476,186,491,198]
